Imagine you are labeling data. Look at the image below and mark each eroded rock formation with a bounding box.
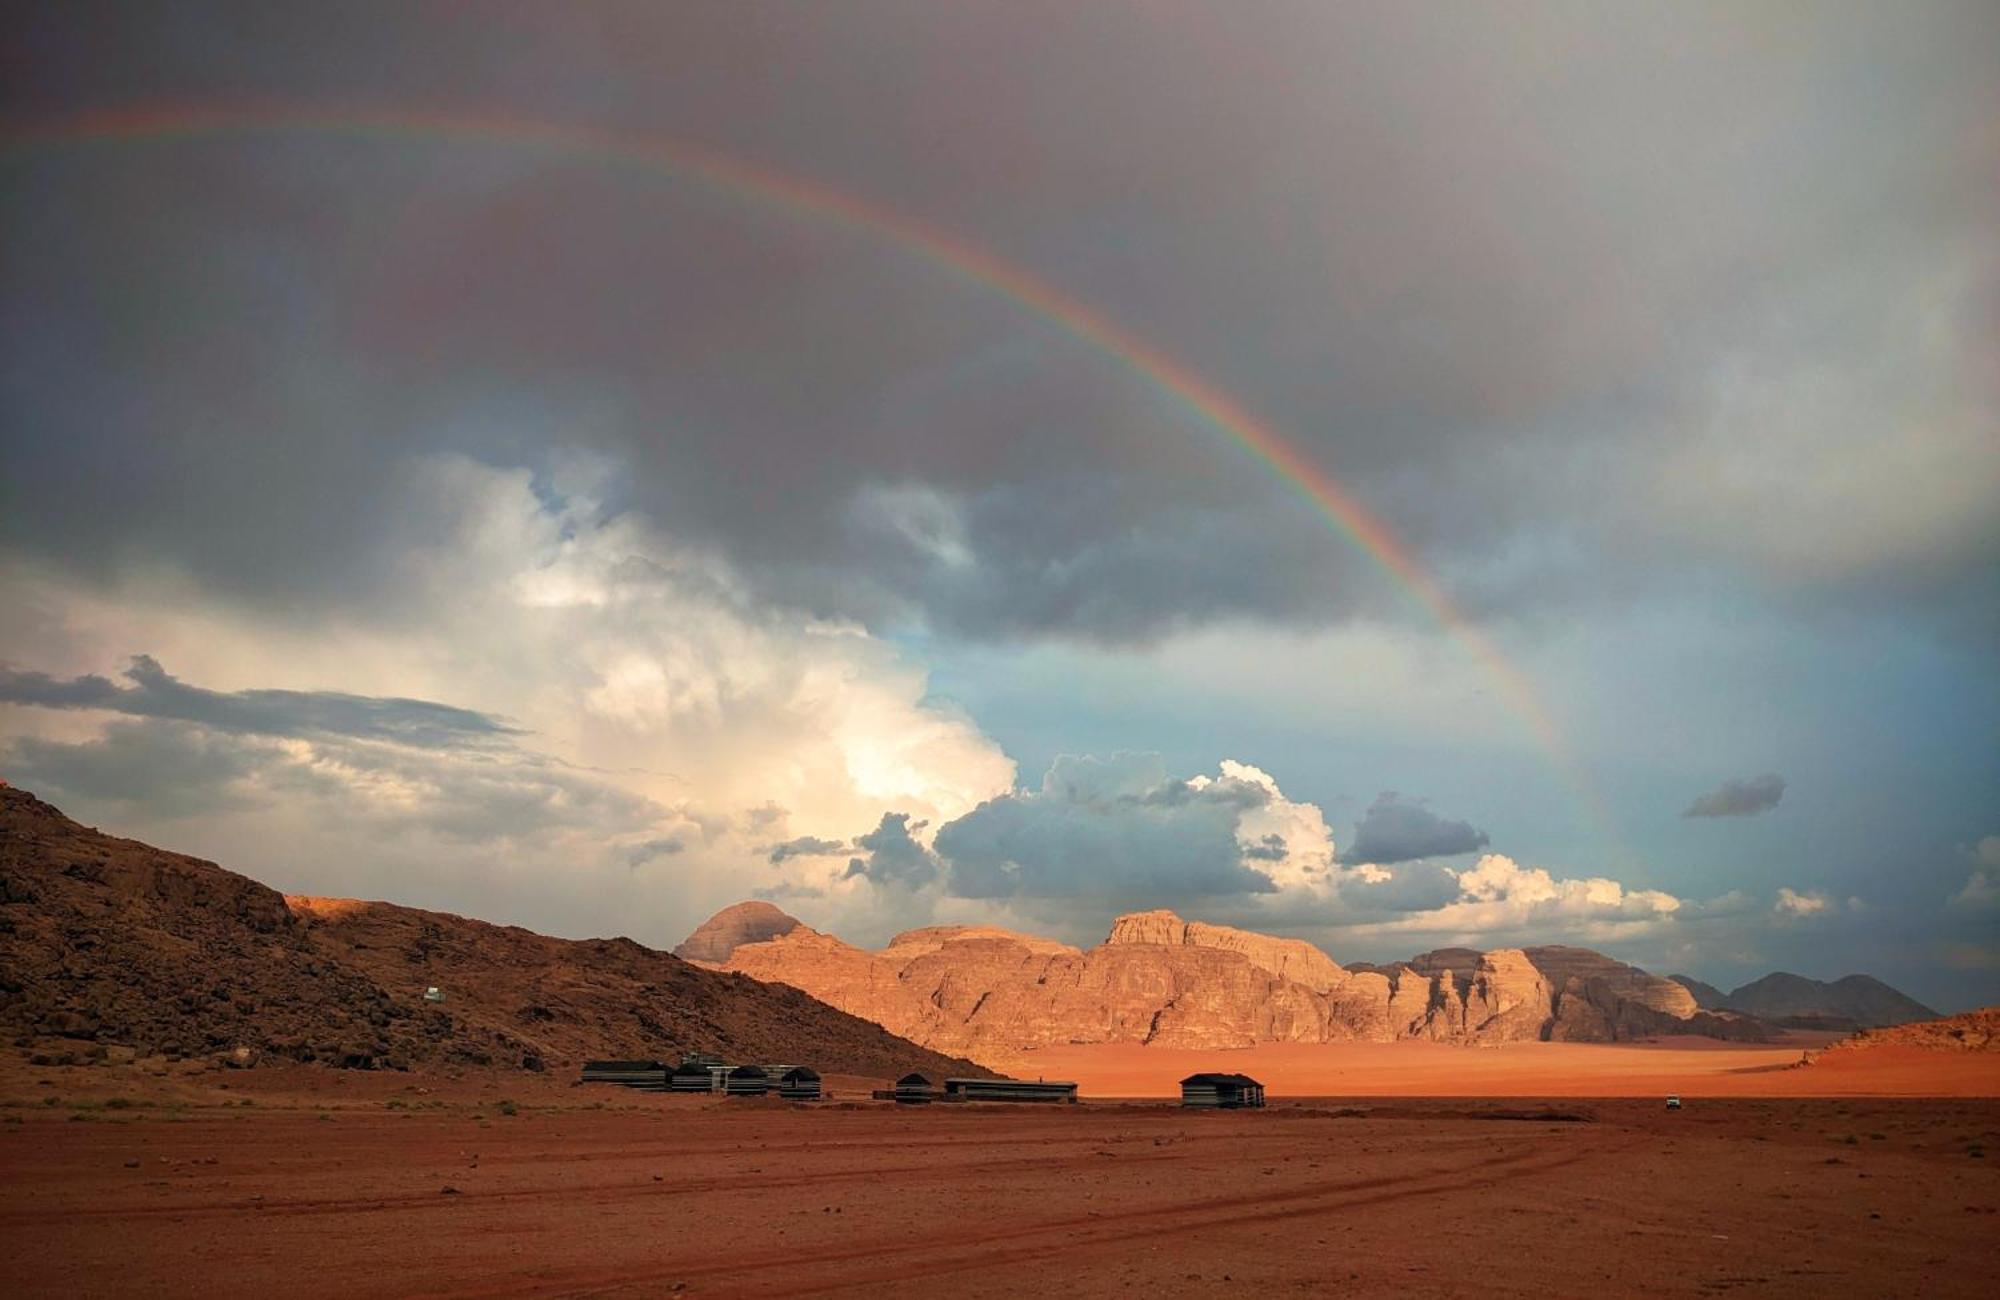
[694,903,1770,1068]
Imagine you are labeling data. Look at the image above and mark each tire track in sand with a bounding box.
[447,1133,1629,1298]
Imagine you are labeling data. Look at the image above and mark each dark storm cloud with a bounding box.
[5,4,1992,645]
[767,835,849,865]
[932,754,1277,899]
[1340,793,1490,865]
[842,812,939,888]
[1683,774,1787,820]
[0,656,517,749]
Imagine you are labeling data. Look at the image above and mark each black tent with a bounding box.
[778,1066,822,1100]
[1179,1072,1266,1109]
[724,1064,772,1096]
[579,1060,669,1091]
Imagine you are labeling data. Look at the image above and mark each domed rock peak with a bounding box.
[672,901,803,963]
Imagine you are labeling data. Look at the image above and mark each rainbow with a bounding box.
[2,104,1616,846]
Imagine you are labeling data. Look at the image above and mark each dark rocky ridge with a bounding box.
[0,786,988,1078]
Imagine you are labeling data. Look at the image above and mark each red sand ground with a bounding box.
[2,1044,1994,1297]
[1002,1036,2000,1099]
[3,1095,1996,1297]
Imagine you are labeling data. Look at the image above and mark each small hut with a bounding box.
[942,1077,1078,1104]
[1179,1072,1266,1109]
[669,1062,719,1093]
[778,1067,822,1100]
[723,1064,772,1097]
[893,1072,937,1104]
[579,1060,669,1091]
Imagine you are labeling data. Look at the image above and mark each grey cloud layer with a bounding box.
[1683,774,1786,819]
[5,4,1994,645]
[1,658,663,846]
[0,656,518,749]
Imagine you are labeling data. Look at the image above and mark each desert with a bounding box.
[6,13,1998,1289]
[3,1078,1997,1298]
[3,784,1997,1296]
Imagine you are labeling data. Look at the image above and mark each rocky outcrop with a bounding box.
[1828,1007,1999,1053]
[1106,910,1348,992]
[696,903,1774,1068]
[671,900,802,963]
[0,787,986,1079]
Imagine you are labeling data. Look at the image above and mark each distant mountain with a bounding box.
[1719,971,1937,1029]
[1669,969,1935,1028]
[685,902,1769,1069]
[1668,974,1729,1008]
[0,787,986,1079]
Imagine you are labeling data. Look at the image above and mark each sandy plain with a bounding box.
[2,1044,1997,1298]
[1002,1035,2000,1098]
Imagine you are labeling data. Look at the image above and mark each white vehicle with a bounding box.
[1665,1094,1682,1109]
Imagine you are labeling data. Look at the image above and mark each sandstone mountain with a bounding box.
[0,786,985,1079]
[688,901,1768,1068]
[1670,970,1937,1029]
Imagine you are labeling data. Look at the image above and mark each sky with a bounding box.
[2,2,1995,1010]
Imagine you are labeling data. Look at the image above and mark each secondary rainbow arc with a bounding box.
[3,103,1618,851]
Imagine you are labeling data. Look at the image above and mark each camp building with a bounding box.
[1179,1072,1266,1109]
[724,1065,772,1096]
[669,1062,720,1093]
[777,1067,822,1100]
[942,1077,1078,1103]
[893,1072,938,1104]
[579,1060,669,1091]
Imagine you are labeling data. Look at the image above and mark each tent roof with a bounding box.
[583,1060,666,1071]
[1180,1072,1262,1086]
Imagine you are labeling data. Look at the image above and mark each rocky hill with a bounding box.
[1827,1007,1999,1053]
[1670,970,1937,1028]
[0,786,986,1079]
[689,901,1769,1068]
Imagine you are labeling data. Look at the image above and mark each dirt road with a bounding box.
[3,1095,1995,1297]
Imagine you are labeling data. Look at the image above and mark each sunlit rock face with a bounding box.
[670,901,802,963]
[691,904,1766,1068]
